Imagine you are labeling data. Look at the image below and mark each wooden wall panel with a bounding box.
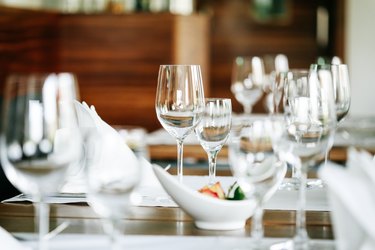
[57,13,209,131]
[0,1,344,128]
[0,7,59,92]
[197,0,342,114]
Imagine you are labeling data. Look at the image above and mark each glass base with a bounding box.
[279,178,325,191]
[306,179,325,189]
[278,177,300,191]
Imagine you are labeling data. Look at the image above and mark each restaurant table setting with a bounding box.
[0,98,334,249]
[3,104,330,213]
[1,60,374,250]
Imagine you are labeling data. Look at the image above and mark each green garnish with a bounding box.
[226,181,246,200]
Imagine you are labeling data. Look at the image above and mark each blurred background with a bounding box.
[0,0,373,130]
[0,0,374,200]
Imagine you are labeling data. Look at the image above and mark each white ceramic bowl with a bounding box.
[152,165,256,230]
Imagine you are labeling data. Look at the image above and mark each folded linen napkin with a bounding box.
[62,101,142,194]
[319,148,375,250]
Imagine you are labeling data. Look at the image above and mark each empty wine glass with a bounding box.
[307,63,351,189]
[0,73,82,250]
[262,54,289,114]
[86,127,141,250]
[331,64,351,123]
[274,68,337,249]
[277,70,310,190]
[195,98,232,185]
[229,117,287,249]
[231,56,264,115]
[316,55,342,66]
[155,65,205,182]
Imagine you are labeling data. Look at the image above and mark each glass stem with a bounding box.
[35,199,49,250]
[291,163,301,180]
[176,139,184,183]
[324,131,336,166]
[103,219,121,250]
[244,105,252,115]
[251,201,264,246]
[294,163,309,245]
[292,134,302,184]
[208,150,218,185]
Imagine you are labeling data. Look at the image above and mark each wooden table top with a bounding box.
[149,144,374,163]
[0,202,333,240]
[0,167,334,241]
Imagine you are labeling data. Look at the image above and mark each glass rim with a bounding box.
[205,97,231,102]
[159,64,201,67]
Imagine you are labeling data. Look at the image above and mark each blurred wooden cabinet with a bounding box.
[0,8,210,131]
[197,0,344,114]
[58,13,210,131]
[0,0,345,127]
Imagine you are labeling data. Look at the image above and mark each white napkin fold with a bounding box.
[62,101,141,193]
[319,148,375,250]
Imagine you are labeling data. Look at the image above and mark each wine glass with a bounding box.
[0,73,82,250]
[307,63,351,189]
[195,98,232,185]
[262,54,289,114]
[86,128,141,250]
[316,55,342,66]
[277,70,310,190]
[155,65,205,182]
[231,56,264,115]
[229,117,287,249]
[331,64,351,123]
[274,68,337,249]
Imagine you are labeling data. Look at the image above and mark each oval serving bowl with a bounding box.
[152,165,256,230]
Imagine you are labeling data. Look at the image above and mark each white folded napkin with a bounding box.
[62,101,141,193]
[319,148,375,250]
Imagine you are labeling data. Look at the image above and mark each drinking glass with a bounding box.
[310,63,351,123]
[307,63,351,189]
[277,70,310,190]
[0,73,82,250]
[229,117,287,248]
[86,130,141,250]
[155,65,205,182]
[316,55,342,66]
[195,98,232,185]
[231,56,264,115]
[331,64,351,123]
[275,68,337,249]
[262,54,289,114]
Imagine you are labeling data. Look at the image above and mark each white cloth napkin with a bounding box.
[319,148,375,250]
[62,101,141,193]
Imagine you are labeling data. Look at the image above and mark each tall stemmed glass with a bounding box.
[277,70,310,190]
[308,64,351,189]
[276,68,337,249]
[156,65,205,182]
[195,98,232,185]
[229,117,287,249]
[86,128,141,250]
[231,56,264,115]
[262,54,289,114]
[0,73,81,250]
[331,64,351,123]
[310,63,351,123]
